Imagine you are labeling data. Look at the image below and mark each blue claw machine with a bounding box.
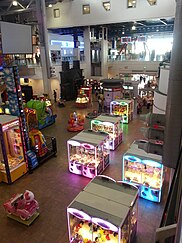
[122,140,163,202]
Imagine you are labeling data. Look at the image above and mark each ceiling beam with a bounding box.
[26,0,35,9]
[160,19,168,25]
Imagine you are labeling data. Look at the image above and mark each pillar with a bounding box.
[73,30,80,61]
[101,27,108,78]
[84,26,91,78]
[35,0,52,97]
[112,38,117,50]
[163,0,182,169]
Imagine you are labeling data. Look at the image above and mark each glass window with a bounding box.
[127,0,136,8]
[82,4,90,14]
[53,8,60,18]
[147,0,157,5]
[103,1,111,11]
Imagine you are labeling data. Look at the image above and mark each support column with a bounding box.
[101,27,108,78]
[35,0,52,97]
[84,26,91,78]
[73,31,80,61]
[163,0,182,169]
[112,38,117,50]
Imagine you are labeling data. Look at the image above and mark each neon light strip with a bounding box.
[92,217,118,232]
[67,208,91,221]
[2,120,19,131]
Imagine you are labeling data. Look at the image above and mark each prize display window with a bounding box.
[67,130,109,178]
[76,89,89,108]
[0,115,27,183]
[80,87,92,103]
[91,115,122,150]
[122,140,163,202]
[110,99,134,124]
[67,176,138,243]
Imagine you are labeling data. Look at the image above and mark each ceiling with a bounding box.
[0,0,61,16]
[49,18,174,40]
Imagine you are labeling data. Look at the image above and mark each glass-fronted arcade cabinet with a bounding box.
[122,140,163,202]
[0,115,27,183]
[110,99,134,124]
[67,130,109,178]
[91,114,123,150]
[67,176,139,243]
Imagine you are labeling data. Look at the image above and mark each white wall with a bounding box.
[108,61,160,78]
[158,67,170,94]
[20,77,60,99]
[46,0,175,28]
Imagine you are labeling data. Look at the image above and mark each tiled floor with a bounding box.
[0,100,168,243]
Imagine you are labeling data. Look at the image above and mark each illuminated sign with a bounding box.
[2,119,19,131]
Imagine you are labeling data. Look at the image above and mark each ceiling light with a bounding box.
[12,0,18,6]
[122,31,125,34]
[131,25,136,30]
[48,4,53,7]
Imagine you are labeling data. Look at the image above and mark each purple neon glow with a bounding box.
[81,143,95,150]
[92,217,118,232]
[68,141,81,146]
[67,208,91,221]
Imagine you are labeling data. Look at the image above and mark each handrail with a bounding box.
[155,224,177,243]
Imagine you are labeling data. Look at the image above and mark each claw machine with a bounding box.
[67,175,139,243]
[91,114,123,150]
[122,140,163,202]
[67,130,110,178]
[0,115,27,183]
[110,99,134,124]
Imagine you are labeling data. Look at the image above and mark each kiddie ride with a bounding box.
[28,129,57,170]
[24,100,57,130]
[67,112,85,132]
[86,110,99,119]
[3,190,39,225]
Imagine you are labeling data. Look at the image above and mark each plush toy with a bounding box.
[24,190,35,204]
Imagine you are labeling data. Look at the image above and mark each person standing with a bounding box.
[53,90,57,103]
[98,95,102,113]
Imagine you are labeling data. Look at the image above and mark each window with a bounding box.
[147,0,157,5]
[53,8,60,18]
[103,1,111,11]
[127,0,136,8]
[82,4,90,14]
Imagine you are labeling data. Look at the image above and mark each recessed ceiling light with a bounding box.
[12,0,18,6]
[48,4,52,8]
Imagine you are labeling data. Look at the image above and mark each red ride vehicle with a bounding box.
[3,190,39,221]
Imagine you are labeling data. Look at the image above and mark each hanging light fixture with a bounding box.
[12,0,18,6]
